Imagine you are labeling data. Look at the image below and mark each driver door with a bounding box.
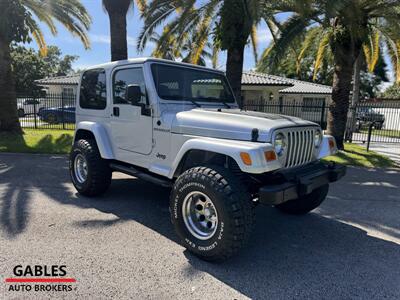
[110,66,153,161]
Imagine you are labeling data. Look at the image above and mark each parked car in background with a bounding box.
[17,98,45,117]
[356,107,385,130]
[37,106,76,124]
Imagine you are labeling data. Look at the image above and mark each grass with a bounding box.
[0,130,396,168]
[323,143,396,169]
[359,128,400,139]
[0,129,73,154]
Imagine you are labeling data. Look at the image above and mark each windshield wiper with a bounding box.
[188,98,201,108]
[194,97,231,109]
[220,100,231,109]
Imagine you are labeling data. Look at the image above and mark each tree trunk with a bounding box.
[108,12,128,61]
[226,45,245,108]
[0,33,22,133]
[345,54,362,142]
[327,53,355,149]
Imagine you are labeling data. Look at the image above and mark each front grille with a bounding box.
[282,128,316,168]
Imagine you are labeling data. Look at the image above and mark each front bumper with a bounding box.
[259,162,346,205]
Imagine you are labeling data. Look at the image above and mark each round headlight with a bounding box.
[314,130,322,148]
[274,133,287,156]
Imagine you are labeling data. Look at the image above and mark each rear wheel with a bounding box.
[275,184,329,215]
[70,139,112,196]
[46,113,59,124]
[170,166,255,262]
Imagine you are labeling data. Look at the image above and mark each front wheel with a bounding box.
[70,139,112,196]
[170,166,255,262]
[275,184,329,215]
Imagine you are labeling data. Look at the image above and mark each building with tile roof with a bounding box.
[35,70,331,126]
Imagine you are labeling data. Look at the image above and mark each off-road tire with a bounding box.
[70,139,112,197]
[170,165,255,262]
[275,184,329,215]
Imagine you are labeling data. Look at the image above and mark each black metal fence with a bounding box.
[18,92,400,147]
[244,98,400,146]
[18,92,76,130]
[244,98,328,129]
[345,100,400,145]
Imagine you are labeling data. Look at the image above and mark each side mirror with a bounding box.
[126,84,142,105]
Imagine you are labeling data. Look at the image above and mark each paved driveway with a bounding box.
[0,153,399,299]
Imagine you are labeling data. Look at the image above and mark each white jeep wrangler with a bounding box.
[70,58,346,261]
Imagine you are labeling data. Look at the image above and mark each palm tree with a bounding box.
[258,0,400,149]
[137,0,269,107]
[0,0,91,133]
[102,0,145,61]
[149,28,214,67]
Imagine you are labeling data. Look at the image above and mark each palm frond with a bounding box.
[25,14,47,56]
[264,15,309,70]
[250,25,259,64]
[313,30,332,81]
[363,29,380,73]
[297,26,321,74]
[23,0,91,49]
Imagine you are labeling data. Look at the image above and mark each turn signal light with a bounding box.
[264,150,277,162]
[240,152,252,166]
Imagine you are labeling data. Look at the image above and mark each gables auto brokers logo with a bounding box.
[4,265,76,293]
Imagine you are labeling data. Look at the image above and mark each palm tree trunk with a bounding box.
[226,45,245,108]
[0,33,22,133]
[327,54,354,149]
[345,54,362,142]
[108,12,128,61]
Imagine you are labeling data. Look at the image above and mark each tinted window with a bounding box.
[151,64,235,103]
[79,69,107,109]
[113,68,147,105]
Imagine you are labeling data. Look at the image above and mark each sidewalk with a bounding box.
[355,141,400,165]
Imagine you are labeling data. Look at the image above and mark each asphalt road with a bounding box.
[0,153,399,299]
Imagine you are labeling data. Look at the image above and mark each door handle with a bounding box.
[113,107,119,117]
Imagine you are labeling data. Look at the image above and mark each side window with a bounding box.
[79,69,107,110]
[113,68,147,105]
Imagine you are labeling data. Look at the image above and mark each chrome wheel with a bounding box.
[74,154,88,184]
[182,191,218,240]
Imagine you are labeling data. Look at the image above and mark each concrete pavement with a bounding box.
[0,153,399,299]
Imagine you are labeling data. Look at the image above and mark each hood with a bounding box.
[171,108,318,142]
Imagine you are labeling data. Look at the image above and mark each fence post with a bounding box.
[33,95,38,129]
[61,92,65,130]
[366,122,374,152]
[320,100,326,130]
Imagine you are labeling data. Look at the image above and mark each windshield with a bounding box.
[151,63,235,104]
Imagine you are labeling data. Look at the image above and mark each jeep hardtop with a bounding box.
[70,58,346,261]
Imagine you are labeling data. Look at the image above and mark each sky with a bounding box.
[25,0,393,89]
[25,0,272,72]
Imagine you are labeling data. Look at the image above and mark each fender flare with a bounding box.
[74,121,115,159]
[168,137,281,178]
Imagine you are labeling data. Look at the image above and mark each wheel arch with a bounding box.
[173,149,237,178]
[169,137,281,178]
[74,122,115,159]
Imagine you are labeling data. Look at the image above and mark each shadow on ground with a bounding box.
[0,154,399,298]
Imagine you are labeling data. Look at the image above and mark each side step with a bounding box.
[109,163,172,188]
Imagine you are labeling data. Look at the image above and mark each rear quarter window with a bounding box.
[79,69,107,110]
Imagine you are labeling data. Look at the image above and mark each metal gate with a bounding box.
[243,98,400,148]
[346,100,400,146]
